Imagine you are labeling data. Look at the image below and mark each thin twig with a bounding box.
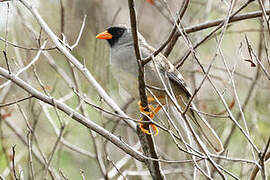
[2,51,11,74]
[175,0,255,68]
[45,124,65,178]
[0,96,33,108]
[70,15,86,50]
[0,66,146,162]
[27,132,35,180]
[11,145,19,180]
[59,169,69,180]
[0,37,56,50]
[111,7,122,24]
[0,41,47,89]
[249,137,270,180]
[260,138,270,179]
[163,0,190,57]
[107,156,128,180]
[4,2,9,52]
[18,0,137,131]
[257,0,270,38]
[246,35,270,80]
[59,0,65,35]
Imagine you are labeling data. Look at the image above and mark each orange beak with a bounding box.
[96,31,113,39]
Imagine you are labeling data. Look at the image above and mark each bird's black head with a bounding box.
[96,25,127,47]
[106,25,126,47]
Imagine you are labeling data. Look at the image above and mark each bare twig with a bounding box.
[245,35,270,80]
[70,15,86,50]
[41,103,96,158]
[0,96,33,108]
[128,0,165,179]
[2,112,59,179]
[111,7,122,25]
[59,169,69,180]
[259,137,270,180]
[107,156,128,180]
[0,41,47,89]
[0,66,146,162]
[45,123,65,178]
[0,37,56,50]
[59,0,65,35]
[0,122,11,179]
[163,0,190,57]
[222,20,264,154]
[249,137,270,180]
[11,145,19,180]
[3,3,11,74]
[4,3,9,52]
[18,0,137,131]
[257,0,270,38]
[2,51,11,74]
[183,3,270,36]
[175,0,255,68]
[27,132,35,180]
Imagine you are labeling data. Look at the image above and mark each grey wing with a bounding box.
[167,70,192,97]
[140,40,192,97]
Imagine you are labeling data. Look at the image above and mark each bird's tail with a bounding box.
[188,104,224,153]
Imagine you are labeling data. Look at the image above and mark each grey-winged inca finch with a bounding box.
[96,24,223,153]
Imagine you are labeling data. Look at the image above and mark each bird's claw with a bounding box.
[139,121,159,136]
[138,101,159,136]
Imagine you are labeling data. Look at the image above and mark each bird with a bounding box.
[96,24,224,153]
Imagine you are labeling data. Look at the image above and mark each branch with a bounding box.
[163,0,190,57]
[18,0,137,131]
[0,67,146,162]
[0,41,47,89]
[0,95,33,108]
[183,4,270,35]
[175,0,255,68]
[11,145,19,180]
[128,0,165,180]
[249,137,270,180]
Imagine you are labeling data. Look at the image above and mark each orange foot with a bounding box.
[138,101,161,136]
[139,120,159,136]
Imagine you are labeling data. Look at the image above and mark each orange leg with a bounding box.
[138,96,163,136]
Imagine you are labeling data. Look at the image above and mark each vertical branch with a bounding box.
[69,64,108,179]
[259,137,270,180]
[127,0,165,180]
[11,145,19,180]
[4,3,11,74]
[257,0,270,37]
[4,2,9,52]
[128,0,148,108]
[0,118,11,178]
[249,137,270,180]
[163,0,189,58]
[59,0,65,35]
[27,132,35,180]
